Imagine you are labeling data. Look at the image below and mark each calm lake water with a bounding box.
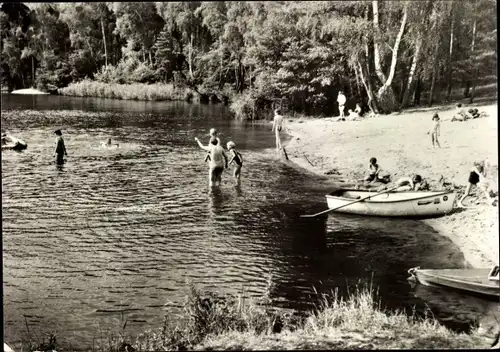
[2,94,497,349]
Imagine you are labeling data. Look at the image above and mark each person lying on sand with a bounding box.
[467,108,488,119]
[393,174,429,192]
[364,157,391,184]
[457,160,495,207]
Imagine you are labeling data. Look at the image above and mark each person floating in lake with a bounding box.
[1,132,27,151]
[393,174,429,192]
[204,128,222,162]
[53,129,68,166]
[427,113,441,148]
[226,141,243,186]
[364,157,391,184]
[101,138,119,148]
[271,109,284,151]
[195,136,228,187]
[457,160,494,207]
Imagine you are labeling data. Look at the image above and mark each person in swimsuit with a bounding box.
[101,138,119,148]
[364,157,390,184]
[195,136,228,187]
[226,141,243,186]
[457,160,494,207]
[394,174,428,192]
[204,128,222,162]
[271,109,284,151]
[427,113,441,148]
[53,129,68,166]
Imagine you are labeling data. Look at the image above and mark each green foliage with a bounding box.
[1,1,497,112]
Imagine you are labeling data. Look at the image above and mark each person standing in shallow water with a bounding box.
[195,136,228,187]
[271,109,284,151]
[53,129,68,165]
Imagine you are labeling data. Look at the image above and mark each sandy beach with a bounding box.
[284,103,498,269]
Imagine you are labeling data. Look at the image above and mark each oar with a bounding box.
[300,186,399,218]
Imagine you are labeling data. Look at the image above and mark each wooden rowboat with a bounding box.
[325,189,456,217]
[408,266,500,299]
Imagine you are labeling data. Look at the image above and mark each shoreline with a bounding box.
[282,104,498,269]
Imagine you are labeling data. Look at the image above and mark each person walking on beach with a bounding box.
[53,129,68,166]
[457,160,494,207]
[427,113,441,148]
[226,141,243,186]
[271,108,284,151]
[337,91,347,118]
[195,136,228,187]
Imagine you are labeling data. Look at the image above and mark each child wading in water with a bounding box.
[226,141,243,186]
[53,129,68,166]
[427,113,441,148]
[204,128,221,162]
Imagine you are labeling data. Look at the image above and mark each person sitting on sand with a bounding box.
[394,174,429,192]
[204,128,222,162]
[227,141,243,186]
[427,113,441,148]
[457,160,494,207]
[347,109,360,120]
[195,136,228,187]
[355,103,362,116]
[451,104,469,122]
[364,157,391,184]
[101,138,119,148]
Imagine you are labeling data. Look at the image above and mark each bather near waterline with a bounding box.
[1,133,27,151]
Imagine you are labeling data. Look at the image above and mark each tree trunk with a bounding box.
[376,0,408,112]
[101,17,108,67]
[428,64,437,107]
[372,0,388,84]
[189,33,194,79]
[401,36,422,108]
[31,56,35,87]
[445,10,454,100]
[468,17,477,103]
[356,60,379,114]
[413,76,422,105]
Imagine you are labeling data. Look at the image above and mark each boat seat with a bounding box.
[488,265,499,281]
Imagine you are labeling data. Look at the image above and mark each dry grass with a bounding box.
[58,80,192,101]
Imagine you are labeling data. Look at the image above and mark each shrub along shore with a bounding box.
[18,284,496,351]
[58,80,193,102]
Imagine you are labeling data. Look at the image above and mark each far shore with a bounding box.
[282,103,498,269]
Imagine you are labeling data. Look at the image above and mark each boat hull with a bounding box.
[325,189,456,217]
[408,267,500,298]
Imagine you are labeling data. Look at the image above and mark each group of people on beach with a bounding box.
[359,104,495,207]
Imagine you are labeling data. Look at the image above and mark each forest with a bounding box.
[1,1,497,118]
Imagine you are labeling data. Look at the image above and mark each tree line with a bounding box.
[1,1,496,118]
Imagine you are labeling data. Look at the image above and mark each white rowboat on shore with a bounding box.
[408,266,500,298]
[325,189,456,217]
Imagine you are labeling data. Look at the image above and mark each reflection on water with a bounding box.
[1,95,493,349]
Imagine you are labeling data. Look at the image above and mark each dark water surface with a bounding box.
[2,95,496,349]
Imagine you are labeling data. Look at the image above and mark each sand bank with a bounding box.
[10,88,49,95]
[284,104,498,268]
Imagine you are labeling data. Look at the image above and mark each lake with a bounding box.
[2,94,496,349]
